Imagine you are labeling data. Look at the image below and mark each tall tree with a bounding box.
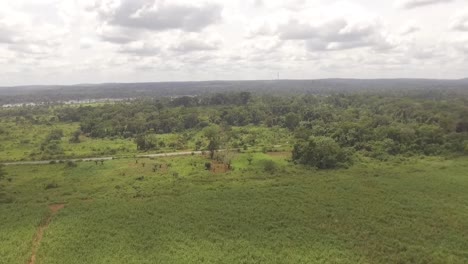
[203,125,221,159]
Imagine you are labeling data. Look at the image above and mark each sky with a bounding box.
[0,0,467,86]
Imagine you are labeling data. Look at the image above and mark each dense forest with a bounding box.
[2,79,468,105]
[1,90,467,167]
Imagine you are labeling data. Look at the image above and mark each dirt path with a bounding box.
[3,157,113,166]
[3,146,283,166]
[29,204,65,264]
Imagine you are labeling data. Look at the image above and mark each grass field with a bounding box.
[1,153,467,264]
[0,117,292,162]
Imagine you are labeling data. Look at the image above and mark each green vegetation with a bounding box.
[1,90,468,263]
[1,155,468,263]
[0,164,5,180]
[293,136,353,169]
[1,91,467,164]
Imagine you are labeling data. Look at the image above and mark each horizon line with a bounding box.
[1,77,467,88]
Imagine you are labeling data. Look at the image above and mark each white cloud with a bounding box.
[399,21,421,35]
[271,9,395,52]
[94,0,222,32]
[395,0,455,9]
[450,9,468,31]
[0,0,468,85]
[171,38,220,53]
[118,41,161,56]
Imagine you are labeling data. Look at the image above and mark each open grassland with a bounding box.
[0,120,135,161]
[0,116,291,162]
[1,154,467,264]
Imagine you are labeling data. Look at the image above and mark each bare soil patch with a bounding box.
[29,204,65,264]
[159,164,169,173]
[211,162,230,174]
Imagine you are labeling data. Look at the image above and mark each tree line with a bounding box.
[1,91,467,168]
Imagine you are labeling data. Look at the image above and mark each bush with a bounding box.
[66,161,77,168]
[262,160,278,173]
[44,183,59,190]
[292,136,353,169]
[46,129,64,141]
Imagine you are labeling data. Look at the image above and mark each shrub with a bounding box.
[262,160,278,173]
[292,136,353,169]
[46,129,64,141]
[45,183,59,190]
[247,155,253,165]
[66,161,77,168]
[136,176,145,181]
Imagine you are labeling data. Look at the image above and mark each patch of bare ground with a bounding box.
[28,204,65,264]
[211,162,230,174]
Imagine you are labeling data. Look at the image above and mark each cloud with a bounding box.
[0,27,17,44]
[97,24,139,44]
[450,10,468,31]
[2,0,468,85]
[94,0,222,32]
[277,18,394,51]
[247,22,276,38]
[0,2,70,61]
[451,38,468,54]
[79,38,95,49]
[399,22,421,35]
[171,39,219,53]
[118,41,161,56]
[0,7,27,44]
[395,0,454,9]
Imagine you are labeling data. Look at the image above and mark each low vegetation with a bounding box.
[1,155,467,263]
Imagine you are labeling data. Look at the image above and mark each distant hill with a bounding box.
[1,79,468,105]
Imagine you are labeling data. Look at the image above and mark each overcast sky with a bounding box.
[1,0,467,85]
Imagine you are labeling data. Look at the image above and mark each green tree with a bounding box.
[292,136,352,169]
[239,92,252,105]
[203,125,221,159]
[69,129,81,143]
[284,112,300,131]
[46,129,64,141]
[135,134,158,151]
